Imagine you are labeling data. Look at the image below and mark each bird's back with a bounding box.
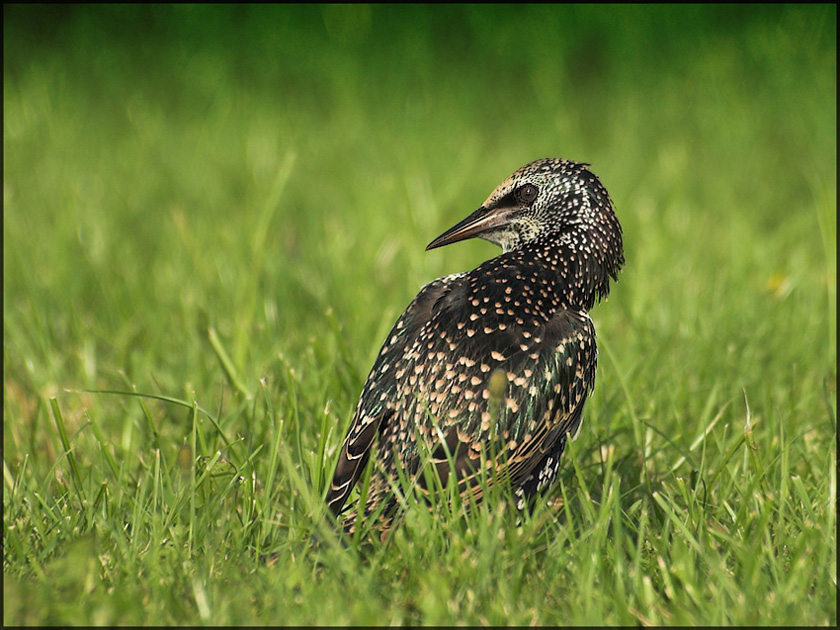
[328,248,597,529]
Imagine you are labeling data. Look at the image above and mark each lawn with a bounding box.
[3,5,836,626]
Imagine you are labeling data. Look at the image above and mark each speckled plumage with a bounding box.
[326,158,624,532]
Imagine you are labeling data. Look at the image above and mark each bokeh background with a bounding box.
[4,5,836,625]
[5,5,835,393]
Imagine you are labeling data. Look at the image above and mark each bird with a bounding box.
[326,158,624,534]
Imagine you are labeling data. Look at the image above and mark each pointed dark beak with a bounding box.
[426,206,514,251]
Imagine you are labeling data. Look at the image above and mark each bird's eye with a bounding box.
[515,184,539,204]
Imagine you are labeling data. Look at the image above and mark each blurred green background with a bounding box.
[3,5,836,625]
[4,5,835,396]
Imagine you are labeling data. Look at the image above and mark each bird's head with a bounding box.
[427,158,625,301]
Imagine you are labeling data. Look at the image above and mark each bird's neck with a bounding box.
[517,232,616,312]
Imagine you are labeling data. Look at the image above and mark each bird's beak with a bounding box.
[426,206,514,251]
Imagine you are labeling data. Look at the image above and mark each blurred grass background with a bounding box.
[3,5,836,625]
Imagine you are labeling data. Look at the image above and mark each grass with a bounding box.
[3,5,836,626]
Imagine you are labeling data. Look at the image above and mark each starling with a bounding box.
[326,158,624,532]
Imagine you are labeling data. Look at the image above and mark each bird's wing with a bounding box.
[325,274,464,517]
[326,408,392,516]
